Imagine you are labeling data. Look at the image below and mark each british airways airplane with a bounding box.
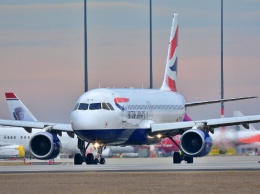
[1,14,260,165]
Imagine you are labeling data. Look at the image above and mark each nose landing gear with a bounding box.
[74,138,106,165]
[93,145,106,165]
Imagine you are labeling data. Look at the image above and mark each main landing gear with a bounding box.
[168,136,193,164]
[74,138,106,165]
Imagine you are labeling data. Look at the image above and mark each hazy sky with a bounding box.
[0,0,259,123]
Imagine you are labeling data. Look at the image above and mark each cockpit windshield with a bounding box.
[89,103,102,110]
[78,103,89,110]
[75,102,114,111]
[72,103,79,111]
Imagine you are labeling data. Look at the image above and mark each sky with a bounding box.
[0,0,260,124]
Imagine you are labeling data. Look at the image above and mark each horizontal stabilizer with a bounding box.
[185,96,257,107]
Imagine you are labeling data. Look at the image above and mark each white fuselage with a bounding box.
[70,88,186,145]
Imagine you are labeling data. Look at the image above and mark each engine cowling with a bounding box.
[29,132,62,160]
[180,129,213,157]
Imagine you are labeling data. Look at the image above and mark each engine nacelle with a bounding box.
[29,132,62,160]
[180,129,213,157]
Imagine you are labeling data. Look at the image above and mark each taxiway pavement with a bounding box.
[0,156,259,173]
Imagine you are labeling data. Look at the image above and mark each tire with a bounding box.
[74,153,82,165]
[173,152,181,164]
[94,158,99,165]
[86,153,94,165]
[186,156,193,164]
[100,158,106,165]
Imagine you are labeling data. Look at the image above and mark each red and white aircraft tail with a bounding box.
[5,93,37,122]
[161,13,178,92]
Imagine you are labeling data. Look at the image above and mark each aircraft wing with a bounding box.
[151,115,260,136]
[0,119,73,132]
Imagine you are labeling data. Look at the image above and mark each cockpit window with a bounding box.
[107,103,114,110]
[102,103,110,110]
[78,103,89,110]
[89,103,101,110]
[72,103,79,111]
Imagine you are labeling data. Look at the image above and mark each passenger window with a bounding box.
[78,103,89,110]
[102,103,110,110]
[89,103,101,110]
[72,103,79,111]
[107,103,114,110]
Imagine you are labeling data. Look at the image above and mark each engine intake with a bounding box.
[180,129,213,157]
[29,132,62,160]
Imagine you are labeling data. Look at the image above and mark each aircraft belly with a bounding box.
[74,128,160,145]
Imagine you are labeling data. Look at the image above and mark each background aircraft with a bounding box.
[0,126,25,159]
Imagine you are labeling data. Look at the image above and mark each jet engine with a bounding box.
[180,129,213,157]
[29,132,62,160]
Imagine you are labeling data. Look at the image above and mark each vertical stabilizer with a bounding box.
[161,14,179,92]
[5,92,37,121]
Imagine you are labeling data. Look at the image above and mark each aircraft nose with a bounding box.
[70,111,101,130]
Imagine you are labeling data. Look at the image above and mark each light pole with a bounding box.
[220,0,224,117]
[84,0,88,92]
[149,0,153,89]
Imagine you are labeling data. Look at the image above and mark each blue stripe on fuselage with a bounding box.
[74,128,160,145]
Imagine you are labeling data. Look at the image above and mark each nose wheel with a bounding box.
[93,145,106,165]
[74,138,106,165]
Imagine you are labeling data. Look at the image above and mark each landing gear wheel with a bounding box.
[94,158,99,165]
[86,153,94,165]
[173,152,181,164]
[100,158,106,165]
[185,156,193,164]
[74,153,83,165]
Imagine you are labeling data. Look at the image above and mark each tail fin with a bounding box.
[161,14,179,92]
[5,92,37,121]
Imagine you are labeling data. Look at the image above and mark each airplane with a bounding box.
[0,126,25,159]
[213,111,260,151]
[0,13,260,165]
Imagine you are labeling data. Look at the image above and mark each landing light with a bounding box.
[148,134,162,139]
[93,142,100,149]
[156,134,162,138]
